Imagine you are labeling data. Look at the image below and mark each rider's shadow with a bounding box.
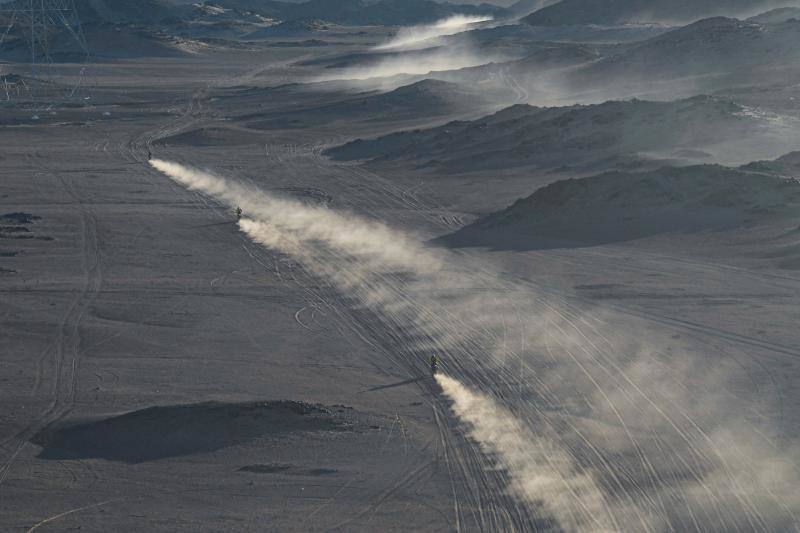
[359,377,426,393]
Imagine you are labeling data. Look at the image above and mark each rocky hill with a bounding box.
[747,6,800,24]
[444,154,800,249]
[242,79,493,129]
[523,0,785,26]
[577,17,800,80]
[554,15,800,102]
[326,95,765,173]
[206,0,507,26]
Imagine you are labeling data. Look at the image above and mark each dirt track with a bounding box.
[1,42,799,532]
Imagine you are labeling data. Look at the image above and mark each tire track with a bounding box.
[148,89,800,530]
[0,155,103,488]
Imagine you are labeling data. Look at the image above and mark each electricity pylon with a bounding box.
[0,0,90,105]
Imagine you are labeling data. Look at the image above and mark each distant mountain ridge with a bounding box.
[568,16,800,88]
[443,153,800,250]
[748,6,800,23]
[241,79,492,129]
[1,0,506,26]
[523,0,791,25]
[198,0,508,25]
[0,0,509,59]
[326,95,762,173]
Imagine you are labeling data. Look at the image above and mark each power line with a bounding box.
[0,0,90,107]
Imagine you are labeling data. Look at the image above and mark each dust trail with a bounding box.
[149,159,440,275]
[151,159,800,532]
[313,47,497,82]
[151,158,616,529]
[436,373,619,533]
[316,13,503,83]
[376,15,493,51]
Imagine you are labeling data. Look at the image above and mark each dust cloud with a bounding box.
[436,373,619,533]
[314,13,503,83]
[313,46,497,82]
[151,159,800,532]
[375,15,493,51]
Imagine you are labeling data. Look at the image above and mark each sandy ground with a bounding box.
[0,49,524,532]
[2,41,800,532]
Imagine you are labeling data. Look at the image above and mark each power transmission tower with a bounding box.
[0,0,90,107]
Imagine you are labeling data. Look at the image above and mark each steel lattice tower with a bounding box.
[0,0,90,105]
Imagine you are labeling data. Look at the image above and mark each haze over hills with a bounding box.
[0,0,511,60]
[306,10,800,105]
[243,18,337,39]
[577,16,800,77]
[444,152,800,251]
[240,79,493,129]
[83,0,507,25]
[552,15,800,103]
[146,78,497,147]
[523,0,798,25]
[419,41,602,101]
[194,0,508,25]
[327,96,777,173]
[3,0,800,531]
[747,6,800,23]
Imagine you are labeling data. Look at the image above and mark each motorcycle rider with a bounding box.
[430,354,440,375]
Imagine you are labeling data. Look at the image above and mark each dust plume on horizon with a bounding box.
[313,14,502,83]
[375,14,494,51]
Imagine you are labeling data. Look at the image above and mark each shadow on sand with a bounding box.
[360,377,426,393]
[31,400,352,463]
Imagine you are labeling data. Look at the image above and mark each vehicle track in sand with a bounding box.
[127,119,495,529]
[0,153,104,492]
[144,138,540,529]
[265,149,797,529]
[141,86,800,530]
